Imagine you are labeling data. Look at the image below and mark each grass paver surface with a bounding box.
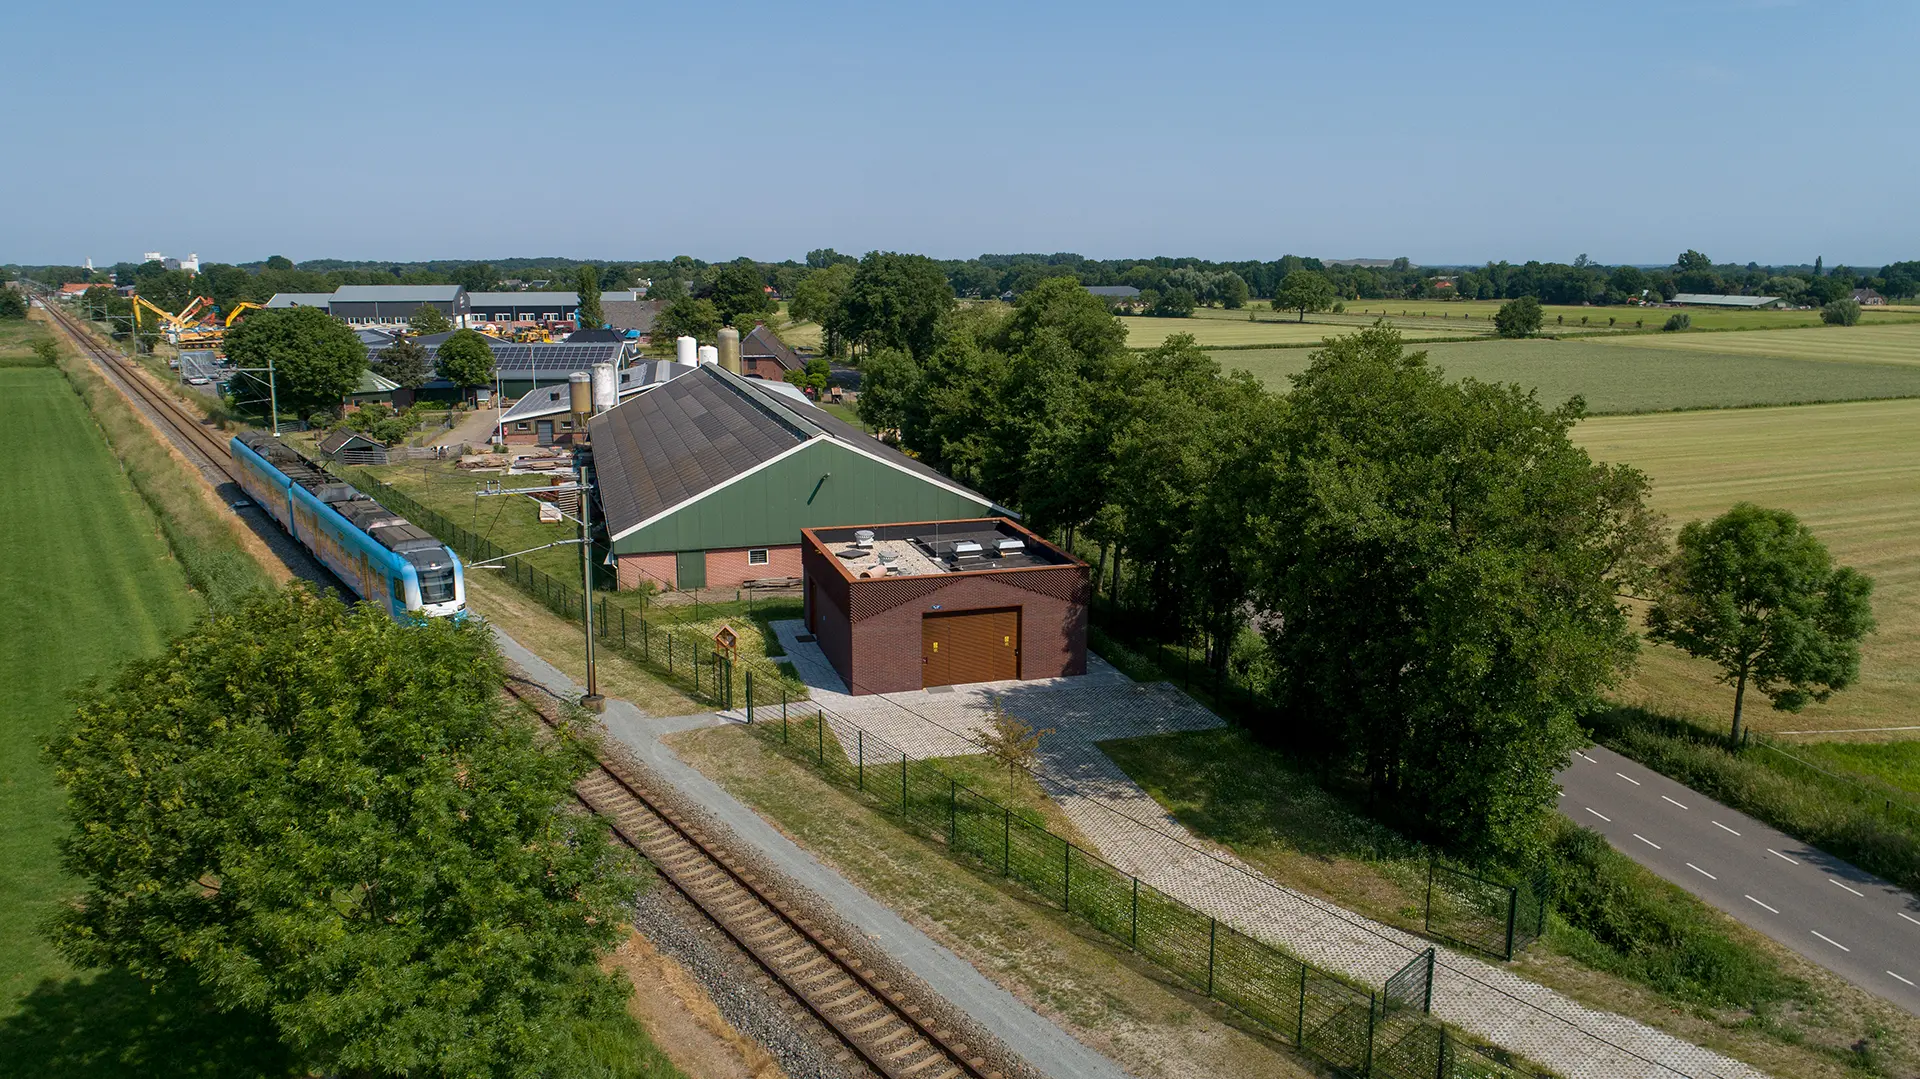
[1574,399,1920,736]
[1216,336,1920,413]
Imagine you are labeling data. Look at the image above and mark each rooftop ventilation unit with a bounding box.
[953,540,983,557]
[854,529,875,548]
[995,538,1026,553]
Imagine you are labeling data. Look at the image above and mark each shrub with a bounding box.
[1662,313,1691,332]
[1493,296,1543,338]
[0,288,27,319]
[1822,299,1862,326]
[1332,301,1346,314]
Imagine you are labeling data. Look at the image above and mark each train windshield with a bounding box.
[406,550,459,606]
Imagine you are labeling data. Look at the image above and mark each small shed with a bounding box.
[320,429,390,466]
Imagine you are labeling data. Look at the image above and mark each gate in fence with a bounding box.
[1424,861,1547,961]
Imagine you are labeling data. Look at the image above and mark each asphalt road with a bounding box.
[1558,744,1920,1015]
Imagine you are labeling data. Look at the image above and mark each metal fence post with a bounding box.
[900,753,908,816]
[1423,858,1436,934]
[1206,918,1217,997]
[817,710,825,764]
[1436,1025,1448,1079]
[1130,876,1139,948]
[745,671,754,723]
[1505,883,1519,960]
[1003,808,1011,875]
[1063,842,1072,912]
[782,705,789,744]
[1296,965,1307,1046]
[1364,993,1376,1075]
[857,729,864,790]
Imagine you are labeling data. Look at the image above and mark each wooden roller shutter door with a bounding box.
[921,608,1020,688]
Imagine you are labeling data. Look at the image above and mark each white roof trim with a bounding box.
[606,437,816,543]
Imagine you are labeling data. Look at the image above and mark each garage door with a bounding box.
[921,608,1020,688]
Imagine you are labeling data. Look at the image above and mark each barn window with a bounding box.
[748,549,769,566]
[515,422,530,431]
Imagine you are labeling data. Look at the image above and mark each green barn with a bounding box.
[588,365,1003,592]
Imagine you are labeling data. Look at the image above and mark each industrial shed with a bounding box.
[800,519,1089,694]
[589,365,1002,592]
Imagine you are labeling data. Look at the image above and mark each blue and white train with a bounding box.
[232,433,466,620]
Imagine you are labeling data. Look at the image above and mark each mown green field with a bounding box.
[1590,322,1920,366]
[0,366,200,1014]
[1213,337,1920,414]
[1328,298,1920,332]
[1574,399,1920,736]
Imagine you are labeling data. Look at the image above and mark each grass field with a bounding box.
[1213,336,1920,414]
[0,368,200,1016]
[1590,322,1920,366]
[1322,298,1920,332]
[1793,741,1920,792]
[1121,314,1481,349]
[1573,399,1920,737]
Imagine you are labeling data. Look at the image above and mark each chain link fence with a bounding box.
[744,706,1543,1079]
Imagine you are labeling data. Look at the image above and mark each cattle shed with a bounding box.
[590,364,1001,592]
[801,519,1089,695]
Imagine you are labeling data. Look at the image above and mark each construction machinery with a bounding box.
[223,301,263,327]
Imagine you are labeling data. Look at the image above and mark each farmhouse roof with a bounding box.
[740,323,803,371]
[265,292,335,308]
[320,429,383,454]
[330,285,464,303]
[499,360,696,423]
[601,298,661,333]
[588,364,991,540]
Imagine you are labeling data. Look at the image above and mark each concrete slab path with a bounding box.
[763,622,1767,1079]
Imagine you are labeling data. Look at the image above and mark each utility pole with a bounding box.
[576,444,602,711]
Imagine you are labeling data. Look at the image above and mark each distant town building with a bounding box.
[1852,288,1887,306]
[1084,285,1140,300]
[467,291,580,327]
[265,286,471,328]
[1667,293,1783,309]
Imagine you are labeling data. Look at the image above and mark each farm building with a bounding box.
[319,429,390,466]
[601,299,661,339]
[1668,293,1783,309]
[589,364,1003,592]
[1853,288,1887,306]
[376,332,633,401]
[498,359,695,445]
[740,323,803,380]
[468,290,579,327]
[1084,285,1140,300]
[328,285,470,327]
[800,519,1089,695]
[344,368,400,410]
[264,292,335,311]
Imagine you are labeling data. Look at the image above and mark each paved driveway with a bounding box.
[1559,744,1920,1015]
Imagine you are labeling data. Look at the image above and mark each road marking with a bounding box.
[1687,862,1717,880]
[1662,795,1689,809]
[1633,834,1662,850]
[1891,971,1917,987]
[1900,912,1920,928]
[1812,930,1851,952]
[1585,808,1611,822]
[1767,848,1800,865]
[1745,895,1779,914]
[1578,752,1599,764]
[1712,821,1741,836]
[1615,772,1641,785]
[1830,878,1865,897]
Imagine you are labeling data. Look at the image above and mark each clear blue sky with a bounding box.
[6,1,1912,268]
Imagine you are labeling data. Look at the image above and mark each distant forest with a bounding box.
[11,248,1919,313]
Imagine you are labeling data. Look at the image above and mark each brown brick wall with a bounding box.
[704,544,802,590]
[801,540,854,688]
[617,552,678,591]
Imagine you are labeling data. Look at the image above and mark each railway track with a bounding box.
[34,290,1004,1079]
[505,680,1000,1079]
[36,295,242,483]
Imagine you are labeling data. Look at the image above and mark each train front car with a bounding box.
[231,433,467,621]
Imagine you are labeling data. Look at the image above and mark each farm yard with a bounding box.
[1211,335,1920,414]
[1573,398,1920,737]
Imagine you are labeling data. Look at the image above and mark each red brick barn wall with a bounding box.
[801,542,855,690]
[617,552,678,591]
[704,544,803,590]
[839,567,1088,695]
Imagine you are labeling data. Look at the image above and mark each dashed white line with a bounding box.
[1900,912,1920,928]
[1585,808,1612,823]
[1891,971,1917,987]
[1687,862,1717,880]
[1712,821,1741,836]
[1615,772,1641,785]
[1661,795,1689,809]
[1578,752,1599,764]
[1830,878,1866,897]
[1767,848,1800,865]
[1633,834,1662,850]
[1745,895,1780,914]
[1812,930,1851,952]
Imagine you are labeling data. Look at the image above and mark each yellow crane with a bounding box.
[223,301,263,327]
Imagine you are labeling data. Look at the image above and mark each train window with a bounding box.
[417,568,456,604]
[390,578,404,604]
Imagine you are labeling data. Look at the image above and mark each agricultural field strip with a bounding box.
[1588,323,1920,365]
[763,622,1760,1079]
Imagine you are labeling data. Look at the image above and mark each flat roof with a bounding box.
[806,519,1075,581]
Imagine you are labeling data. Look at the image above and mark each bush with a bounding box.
[1493,295,1543,337]
[1822,299,1862,326]
[0,288,27,319]
[1332,301,1346,314]
[1662,313,1691,332]
[1548,822,1803,1009]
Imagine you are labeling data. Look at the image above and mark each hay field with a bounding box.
[1589,322,1920,366]
[1213,337,1920,414]
[1121,314,1476,349]
[1574,399,1920,737]
[1329,298,1919,332]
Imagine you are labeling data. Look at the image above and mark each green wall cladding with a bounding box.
[609,439,994,554]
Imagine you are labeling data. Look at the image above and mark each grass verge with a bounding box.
[665,723,1321,1079]
[1104,726,1920,1078]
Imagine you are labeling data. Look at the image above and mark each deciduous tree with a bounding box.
[789,263,855,357]
[46,587,643,1077]
[223,306,367,415]
[0,288,25,319]
[1494,295,1543,337]
[1822,299,1862,326]
[372,335,433,388]
[407,302,450,335]
[574,265,604,329]
[1647,503,1874,743]
[434,328,496,397]
[652,297,721,348]
[831,251,954,360]
[707,259,774,325]
[1274,270,1334,322]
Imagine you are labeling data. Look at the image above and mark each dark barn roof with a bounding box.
[589,364,984,538]
[740,323,803,372]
